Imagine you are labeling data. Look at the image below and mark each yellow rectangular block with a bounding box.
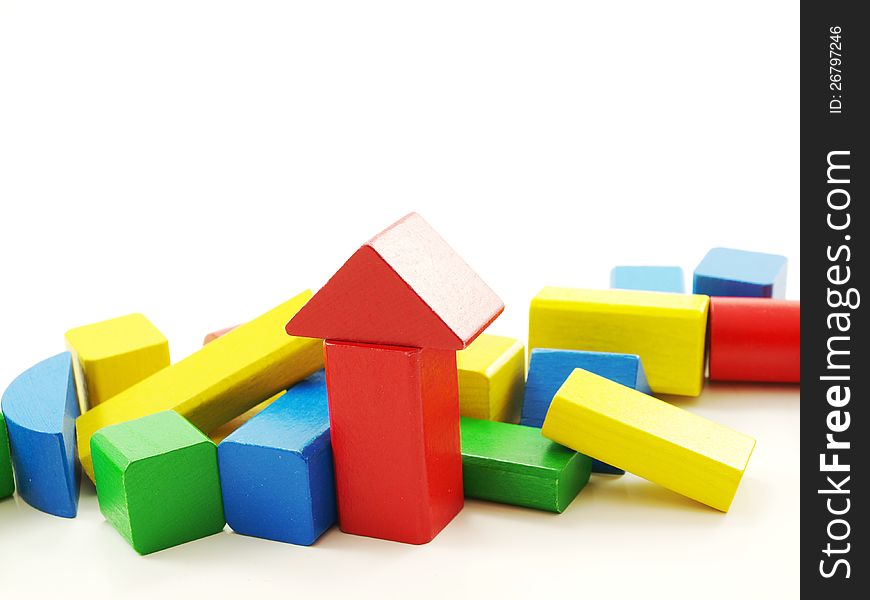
[529,287,709,396]
[65,314,170,410]
[76,290,324,481]
[542,368,755,512]
[456,334,525,423]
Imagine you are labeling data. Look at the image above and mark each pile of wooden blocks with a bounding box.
[0,214,799,553]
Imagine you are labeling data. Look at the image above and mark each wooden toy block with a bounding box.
[456,334,524,423]
[542,369,756,512]
[218,371,335,545]
[91,411,225,555]
[460,417,591,513]
[286,212,504,350]
[522,348,651,474]
[286,213,503,544]
[322,341,463,544]
[0,413,14,499]
[77,290,323,481]
[710,298,800,382]
[693,247,788,298]
[208,393,283,444]
[610,266,684,293]
[65,314,170,411]
[529,288,709,396]
[1,352,80,517]
[203,325,239,345]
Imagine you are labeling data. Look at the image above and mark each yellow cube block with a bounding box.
[542,368,755,512]
[65,314,170,410]
[529,287,709,396]
[76,290,324,481]
[456,334,525,423]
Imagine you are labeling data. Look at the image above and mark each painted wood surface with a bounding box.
[323,341,463,544]
[709,298,800,382]
[91,410,225,555]
[76,290,323,481]
[460,417,591,513]
[456,334,524,423]
[1,352,80,517]
[610,266,684,293]
[542,369,755,512]
[286,213,504,350]
[0,412,13,499]
[65,313,169,411]
[218,371,335,545]
[528,287,709,396]
[693,247,788,298]
[522,348,651,474]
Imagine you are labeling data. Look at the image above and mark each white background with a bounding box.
[0,1,799,598]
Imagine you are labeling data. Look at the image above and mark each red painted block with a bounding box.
[324,341,463,544]
[286,213,504,350]
[203,325,239,345]
[709,298,800,382]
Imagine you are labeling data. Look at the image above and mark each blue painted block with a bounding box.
[610,266,684,293]
[1,352,80,517]
[521,349,652,475]
[218,370,335,545]
[693,247,787,298]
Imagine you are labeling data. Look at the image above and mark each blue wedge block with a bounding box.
[218,371,335,545]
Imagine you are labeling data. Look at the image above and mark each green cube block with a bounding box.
[91,411,225,555]
[1,412,14,499]
[460,417,591,513]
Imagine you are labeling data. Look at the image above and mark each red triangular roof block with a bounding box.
[286,213,504,350]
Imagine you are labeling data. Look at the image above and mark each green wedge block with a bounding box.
[460,417,591,513]
[91,411,225,554]
[1,412,14,499]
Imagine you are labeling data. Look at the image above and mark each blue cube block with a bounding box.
[1,352,81,518]
[693,247,787,298]
[218,371,335,545]
[521,349,652,474]
[610,266,685,293]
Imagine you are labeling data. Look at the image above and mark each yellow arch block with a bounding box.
[76,290,324,481]
[529,287,709,396]
[456,334,524,423]
[542,368,755,512]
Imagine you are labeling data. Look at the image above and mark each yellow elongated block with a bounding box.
[529,287,709,396]
[76,290,324,481]
[65,314,170,410]
[542,369,755,512]
[456,334,525,423]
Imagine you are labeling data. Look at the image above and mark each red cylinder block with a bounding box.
[709,298,800,382]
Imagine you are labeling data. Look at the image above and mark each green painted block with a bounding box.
[460,417,591,513]
[91,410,225,554]
[1,412,14,499]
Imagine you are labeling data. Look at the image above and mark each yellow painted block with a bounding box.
[456,334,525,423]
[529,287,709,396]
[65,314,170,411]
[76,290,324,481]
[542,368,755,512]
[208,392,283,444]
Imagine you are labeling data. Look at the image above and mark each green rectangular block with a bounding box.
[91,410,225,555]
[460,417,591,513]
[1,412,14,499]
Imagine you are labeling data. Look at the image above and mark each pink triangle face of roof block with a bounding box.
[286,213,504,350]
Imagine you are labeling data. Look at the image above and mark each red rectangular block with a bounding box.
[709,297,800,382]
[323,340,464,544]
